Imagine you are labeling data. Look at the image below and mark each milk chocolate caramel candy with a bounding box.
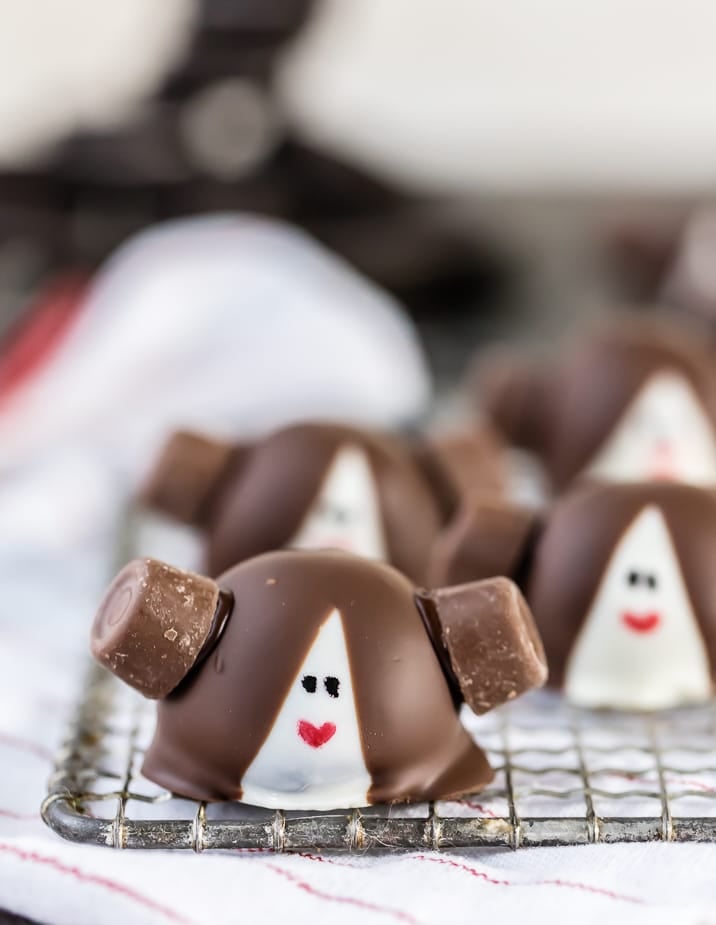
[477,355,555,467]
[91,550,546,808]
[475,318,716,490]
[429,499,538,590]
[416,427,507,518]
[434,482,716,710]
[142,422,476,583]
[416,578,546,715]
[141,431,240,527]
[91,558,227,699]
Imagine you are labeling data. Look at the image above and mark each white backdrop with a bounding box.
[279,0,716,193]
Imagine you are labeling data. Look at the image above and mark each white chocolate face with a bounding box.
[585,372,716,486]
[289,445,387,559]
[564,505,712,710]
[241,608,371,809]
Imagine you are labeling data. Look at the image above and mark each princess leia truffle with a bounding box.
[91,549,546,809]
[430,481,716,710]
[476,318,716,490]
[140,422,505,582]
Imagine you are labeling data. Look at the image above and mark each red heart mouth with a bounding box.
[621,611,661,634]
[648,443,678,480]
[648,463,678,481]
[297,720,337,748]
[648,466,677,481]
[316,537,354,553]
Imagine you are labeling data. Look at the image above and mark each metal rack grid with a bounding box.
[42,660,716,852]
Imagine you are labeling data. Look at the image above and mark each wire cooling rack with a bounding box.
[42,659,716,852]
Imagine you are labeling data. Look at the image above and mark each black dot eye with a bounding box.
[647,573,658,590]
[302,675,317,694]
[324,676,340,698]
[627,571,639,586]
[317,501,351,524]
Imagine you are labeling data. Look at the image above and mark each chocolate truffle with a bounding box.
[91,550,547,809]
[431,481,716,710]
[476,318,716,490]
[141,422,505,582]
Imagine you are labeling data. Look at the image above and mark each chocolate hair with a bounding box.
[210,424,448,581]
[144,423,453,582]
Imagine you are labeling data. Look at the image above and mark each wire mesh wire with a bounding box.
[42,660,716,851]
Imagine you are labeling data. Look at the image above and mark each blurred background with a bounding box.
[2,0,716,618]
[4,5,716,916]
[3,0,716,377]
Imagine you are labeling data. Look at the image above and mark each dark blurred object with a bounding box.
[604,208,686,302]
[0,0,505,321]
[0,912,38,925]
[474,316,716,492]
[661,207,716,339]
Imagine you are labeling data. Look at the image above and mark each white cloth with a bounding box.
[0,213,431,469]
[278,0,716,193]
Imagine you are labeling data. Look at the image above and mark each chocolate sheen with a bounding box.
[91,558,221,699]
[140,431,239,527]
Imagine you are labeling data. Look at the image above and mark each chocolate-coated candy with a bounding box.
[434,482,716,710]
[474,317,716,490]
[91,558,222,699]
[662,208,716,334]
[141,422,507,583]
[429,500,536,588]
[143,424,439,582]
[420,428,506,516]
[141,431,238,526]
[91,549,546,808]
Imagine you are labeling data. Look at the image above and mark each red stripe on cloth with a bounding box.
[0,843,196,925]
[264,862,424,925]
[297,852,359,869]
[610,769,716,794]
[413,855,645,905]
[0,273,88,405]
[459,798,498,817]
[0,732,54,763]
[0,808,38,821]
